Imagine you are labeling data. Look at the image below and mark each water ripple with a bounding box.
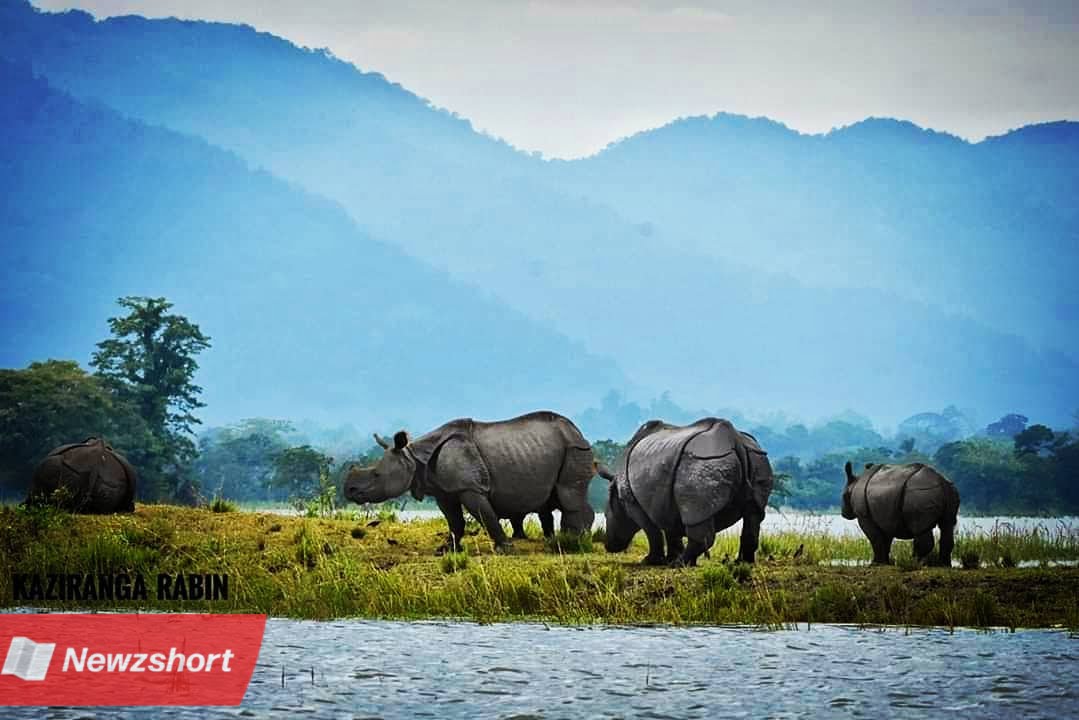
[5,621,1078,719]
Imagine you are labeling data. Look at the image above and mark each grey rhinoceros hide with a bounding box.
[739,432,775,512]
[28,438,137,514]
[850,464,953,539]
[621,418,765,527]
[410,412,594,521]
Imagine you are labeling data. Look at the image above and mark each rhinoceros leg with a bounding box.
[912,531,934,563]
[459,490,512,553]
[677,519,715,567]
[737,507,765,563]
[554,484,595,536]
[937,520,956,567]
[509,514,528,539]
[858,517,893,564]
[539,510,555,538]
[640,526,668,565]
[434,495,467,554]
[664,528,684,564]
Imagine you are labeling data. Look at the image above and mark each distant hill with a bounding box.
[553,113,1079,356]
[2,0,1077,427]
[0,59,624,428]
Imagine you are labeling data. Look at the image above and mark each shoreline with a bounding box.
[2,607,1075,637]
[2,505,1077,629]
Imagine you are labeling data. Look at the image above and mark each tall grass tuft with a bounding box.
[440,551,470,574]
[209,497,238,513]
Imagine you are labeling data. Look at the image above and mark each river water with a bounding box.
[12,619,1079,719]
[335,507,1079,537]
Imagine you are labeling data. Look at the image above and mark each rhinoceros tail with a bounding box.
[594,461,615,481]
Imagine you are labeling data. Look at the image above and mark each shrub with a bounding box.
[209,497,238,513]
[960,550,981,569]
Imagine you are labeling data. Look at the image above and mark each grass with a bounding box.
[1,504,1077,628]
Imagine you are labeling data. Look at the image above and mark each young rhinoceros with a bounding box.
[599,417,773,567]
[344,411,595,554]
[842,461,960,566]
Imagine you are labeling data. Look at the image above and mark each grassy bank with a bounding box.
[2,505,1077,629]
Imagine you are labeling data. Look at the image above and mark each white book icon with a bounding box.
[2,636,56,681]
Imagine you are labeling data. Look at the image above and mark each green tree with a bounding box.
[1014,424,1055,457]
[271,445,334,496]
[196,419,295,501]
[91,297,211,501]
[987,413,1028,438]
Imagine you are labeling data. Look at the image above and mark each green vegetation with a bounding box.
[209,497,238,513]
[545,530,594,554]
[2,506,1077,629]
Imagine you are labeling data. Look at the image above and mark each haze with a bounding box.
[31,0,1079,159]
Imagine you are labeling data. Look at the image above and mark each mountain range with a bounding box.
[1,0,1076,432]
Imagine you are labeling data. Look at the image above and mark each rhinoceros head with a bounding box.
[841,461,858,519]
[603,478,639,552]
[344,431,415,504]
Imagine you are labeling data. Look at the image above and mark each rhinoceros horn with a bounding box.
[373,433,391,450]
[844,461,857,485]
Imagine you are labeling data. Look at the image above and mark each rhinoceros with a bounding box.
[842,461,960,565]
[344,411,595,553]
[599,418,773,566]
[26,437,138,513]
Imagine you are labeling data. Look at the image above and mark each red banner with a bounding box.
[0,614,266,706]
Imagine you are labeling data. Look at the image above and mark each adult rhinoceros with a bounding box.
[27,437,138,513]
[599,418,773,567]
[842,461,960,565]
[344,411,595,553]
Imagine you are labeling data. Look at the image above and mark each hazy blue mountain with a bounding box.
[2,0,1077,428]
[0,59,623,429]
[553,113,1079,355]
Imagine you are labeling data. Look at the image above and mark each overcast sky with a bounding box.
[32,0,1079,158]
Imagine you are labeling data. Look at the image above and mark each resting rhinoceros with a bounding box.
[599,418,773,566]
[26,437,138,514]
[842,461,960,566]
[344,411,595,553]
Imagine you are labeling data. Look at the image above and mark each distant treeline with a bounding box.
[1,299,1076,515]
[3,356,1077,515]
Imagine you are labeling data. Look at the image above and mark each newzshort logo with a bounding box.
[0,614,266,706]
[1,635,237,680]
[2,637,55,681]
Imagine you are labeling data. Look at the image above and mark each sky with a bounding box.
[30,0,1079,158]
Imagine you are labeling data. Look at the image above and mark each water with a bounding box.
[12,620,1079,719]
[263,505,1079,539]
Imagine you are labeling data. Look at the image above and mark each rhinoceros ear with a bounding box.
[844,461,857,484]
[864,462,874,470]
[393,431,410,451]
